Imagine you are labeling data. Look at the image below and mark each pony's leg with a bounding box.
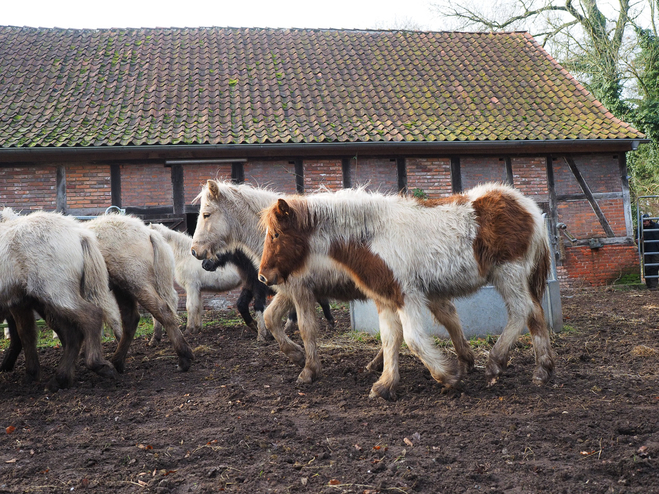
[0,313,23,373]
[263,292,305,368]
[527,300,555,385]
[252,283,273,343]
[398,297,460,388]
[149,316,163,346]
[44,311,83,391]
[11,307,40,382]
[293,288,323,384]
[184,286,203,334]
[139,288,193,372]
[488,272,554,385]
[365,347,384,373]
[236,288,257,333]
[427,298,475,375]
[318,299,335,328]
[369,305,403,401]
[111,289,141,374]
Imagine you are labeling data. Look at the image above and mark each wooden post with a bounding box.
[110,164,122,207]
[171,163,185,215]
[546,156,561,262]
[504,157,514,185]
[231,162,244,184]
[618,153,633,238]
[342,158,352,188]
[294,159,304,194]
[564,155,614,237]
[450,156,462,193]
[396,158,407,194]
[56,165,66,213]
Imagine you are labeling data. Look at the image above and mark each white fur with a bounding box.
[149,223,243,333]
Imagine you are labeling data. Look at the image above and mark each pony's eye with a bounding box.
[274,233,279,239]
[202,213,210,220]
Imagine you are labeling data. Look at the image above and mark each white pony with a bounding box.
[148,223,243,336]
[190,181,475,393]
[85,214,194,374]
[259,183,554,400]
[0,208,120,390]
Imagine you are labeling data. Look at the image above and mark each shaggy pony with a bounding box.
[259,183,554,400]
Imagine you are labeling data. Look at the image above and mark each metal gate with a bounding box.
[636,195,659,284]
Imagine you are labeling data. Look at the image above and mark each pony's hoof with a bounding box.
[459,353,475,374]
[485,356,507,385]
[247,321,259,334]
[365,359,383,373]
[297,367,318,384]
[286,350,306,368]
[111,358,126,374]
[177,355,193,372]
[148,336,160,347]
[369,383,397,401]
[92,362,119,380]
[532,365,553,385]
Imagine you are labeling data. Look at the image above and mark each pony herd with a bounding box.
[0,180,555,400]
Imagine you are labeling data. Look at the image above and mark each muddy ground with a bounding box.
[0,287,658,493]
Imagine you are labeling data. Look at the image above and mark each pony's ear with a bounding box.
[274,199,291,218]
[207,180,220,200]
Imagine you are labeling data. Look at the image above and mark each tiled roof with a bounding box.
[0,26,644,148]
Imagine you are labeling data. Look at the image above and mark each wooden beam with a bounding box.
[504,157,514,185]
[231,162,245,184]
[110,164,121,207]
[294,159,304,194]
[618,153,633,238]
[450,156,462,193]
[56,165,67,213]
[564,155,615,237]
[557,192,623,201]
[545,157,560,262]
[171,163,185,215]
[396,158,407,194]
[341,158,351,188]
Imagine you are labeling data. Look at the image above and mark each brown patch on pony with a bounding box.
[259,198,312,283]
[471,190,534,277]
[329,240,404,309]
[414,194,470,208]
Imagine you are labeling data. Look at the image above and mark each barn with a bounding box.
[0,26,648,288]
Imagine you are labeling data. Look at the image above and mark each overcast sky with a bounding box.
[2,0,452,31]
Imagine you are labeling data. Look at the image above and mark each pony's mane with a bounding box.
[195,180,279,217]
[0,207,19,222]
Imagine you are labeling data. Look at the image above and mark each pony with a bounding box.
[0,208,120,390]
[148,223,244,338]
[190,181,473,389]
[202,248,335,341]
[85,214,194,374]
[258,183,554,400]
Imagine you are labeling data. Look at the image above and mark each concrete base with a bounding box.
[349,280,562,338]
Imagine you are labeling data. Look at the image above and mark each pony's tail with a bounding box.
[149,232,180,317]
[529,239,551,304]
[80,234,123,337]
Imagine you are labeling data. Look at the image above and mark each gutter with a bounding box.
[0,138,650,164]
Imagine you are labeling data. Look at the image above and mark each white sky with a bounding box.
[1,0,451,31]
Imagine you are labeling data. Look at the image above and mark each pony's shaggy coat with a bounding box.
[190,181,374,384]
[148,223,243,336]
[85,214,193,373]
[259,183,554,399]
[0,208,119,389]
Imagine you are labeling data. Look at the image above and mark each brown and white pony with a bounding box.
[258,183,554,400]
[148,223,243,337]
[189,181,417,386]
[0,208,120,390]
[85,214,194,373]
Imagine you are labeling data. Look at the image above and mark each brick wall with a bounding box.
[121,163,172,207]
[0,165,57,210]
[406,158,452,198]
[304,160,343,192]
[66,163,112,210]
[461,157,507,189]
[557,244,639,287]
[350,158,398,193]
[183,164,233,204]
[244,161,297,194]
[512,157,548,202]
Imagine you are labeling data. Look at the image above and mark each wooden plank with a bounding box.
[171,163,185,215]
[342,158,351,188]
[564,155,615,237]
[618,153,633,238]
[504,157,514,185]
[397,157,407,194]
[545,157,561,261]
[110,164,121,207]
[231,162,245,184]
[56,165,66,213]
[294,159,304,194]
[557,192,623,201]
[450,156,462,193]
